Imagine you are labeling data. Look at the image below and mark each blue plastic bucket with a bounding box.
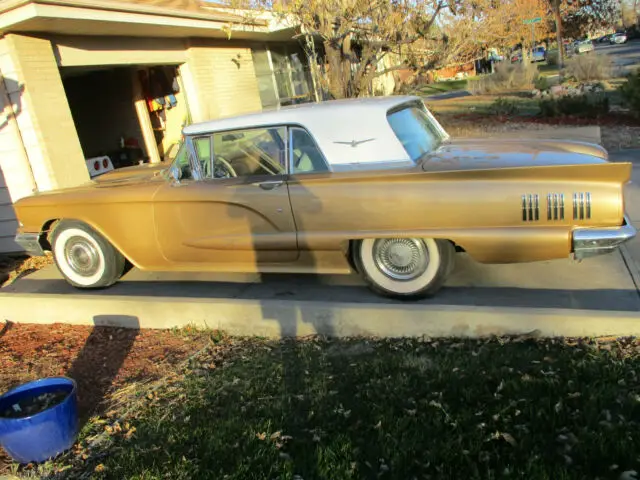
[0,377,78,464]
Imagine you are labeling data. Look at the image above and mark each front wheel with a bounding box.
[51,221,125,288]
[354,238,455,299]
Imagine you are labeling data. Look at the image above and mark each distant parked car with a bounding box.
[610,33,628,44]
[574,40,594,54]
[510,50,522,63]
[531,46,546,62]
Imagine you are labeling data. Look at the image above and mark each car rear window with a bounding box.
[387,106,444,162]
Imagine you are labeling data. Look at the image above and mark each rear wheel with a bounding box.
[355,238,454,299]
[51,221,125,289]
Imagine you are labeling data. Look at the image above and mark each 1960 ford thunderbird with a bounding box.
[13,96,637,299]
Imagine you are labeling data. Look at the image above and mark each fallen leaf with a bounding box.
[502,432,517,446]
[256,432,266,441]
[270,431,281,440]
[94,464,106,472]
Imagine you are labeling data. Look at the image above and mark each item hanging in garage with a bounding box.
[139,67,179,113]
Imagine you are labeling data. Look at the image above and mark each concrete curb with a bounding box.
[1,292,639,338]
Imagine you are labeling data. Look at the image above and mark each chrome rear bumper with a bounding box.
[14,233,45,256]
[573,215,637,259]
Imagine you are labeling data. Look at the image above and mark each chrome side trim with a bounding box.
[522,194,539,222]
[14,233,45,256]
[573,192,592,220]
[573,215,637,259]
[546,193,564,221]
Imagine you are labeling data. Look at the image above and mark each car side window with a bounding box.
[290,128,329,174]
[172,143,194,180]
[192,136,212,178]
[211,127,286,179]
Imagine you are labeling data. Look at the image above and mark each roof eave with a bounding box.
[0,0,268,27]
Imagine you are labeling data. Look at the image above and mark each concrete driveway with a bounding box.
[5,248,639,312]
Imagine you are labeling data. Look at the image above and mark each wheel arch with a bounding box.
[45,218,138,268]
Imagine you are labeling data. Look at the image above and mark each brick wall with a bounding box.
[186,40,262,122]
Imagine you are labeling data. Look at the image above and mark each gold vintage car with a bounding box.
[13,96,636,299]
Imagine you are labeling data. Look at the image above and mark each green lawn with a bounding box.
[416,78,471,96]
[538,62,561,77]
[427,94,540,117]
[42,335,640,480]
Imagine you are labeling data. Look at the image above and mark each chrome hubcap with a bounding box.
[64,236,100,277]
[373,238,429,281]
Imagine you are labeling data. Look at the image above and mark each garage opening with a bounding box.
[60,65,189,175]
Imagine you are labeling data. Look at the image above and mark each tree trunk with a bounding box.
[553,2,564,68]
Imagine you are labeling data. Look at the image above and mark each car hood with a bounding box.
[92,162,169,185]
[421,138,608,172]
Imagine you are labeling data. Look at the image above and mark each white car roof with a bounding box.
[183,96,432,166]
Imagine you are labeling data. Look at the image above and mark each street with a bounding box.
[594,38,640,72]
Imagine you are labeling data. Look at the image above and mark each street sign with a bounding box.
[523,17,542,24]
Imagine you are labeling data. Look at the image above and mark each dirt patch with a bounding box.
[0,322,211,472]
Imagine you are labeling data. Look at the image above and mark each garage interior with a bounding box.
[60,64,189,172]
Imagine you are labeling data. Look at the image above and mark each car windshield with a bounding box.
[387,105,445,163]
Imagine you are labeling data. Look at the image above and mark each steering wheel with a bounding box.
[213,156,237,179]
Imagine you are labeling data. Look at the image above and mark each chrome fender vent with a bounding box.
[521,194,539,221]
[547,193,565,220]
[573,192,592,220]
[521,192,591,222]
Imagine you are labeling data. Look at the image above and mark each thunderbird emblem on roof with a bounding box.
[334,138,376,148]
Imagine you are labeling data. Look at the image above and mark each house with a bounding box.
[0,0,315,252]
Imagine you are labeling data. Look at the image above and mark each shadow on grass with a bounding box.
[78,336,640,480]
[65,316,140,425]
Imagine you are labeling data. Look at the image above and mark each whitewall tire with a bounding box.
[51,221,125,289]
[355,238,454,299]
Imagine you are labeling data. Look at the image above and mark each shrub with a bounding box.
[546,49,559,66]
[564,54,612,81]
[538,92,609,118]
[489,97,519,116]
[468,62,539,94]
[619,69,640,118]
[534,76,549,91]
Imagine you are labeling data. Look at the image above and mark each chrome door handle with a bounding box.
[254,180,283,190]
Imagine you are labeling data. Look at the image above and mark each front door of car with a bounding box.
[153,127,298,267]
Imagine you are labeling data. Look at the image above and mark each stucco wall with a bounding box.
[0,37,36,252]
[5,33,89,192]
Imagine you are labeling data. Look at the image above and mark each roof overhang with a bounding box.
[0,0,299,40]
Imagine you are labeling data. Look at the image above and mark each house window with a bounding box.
[251,45,314,109]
